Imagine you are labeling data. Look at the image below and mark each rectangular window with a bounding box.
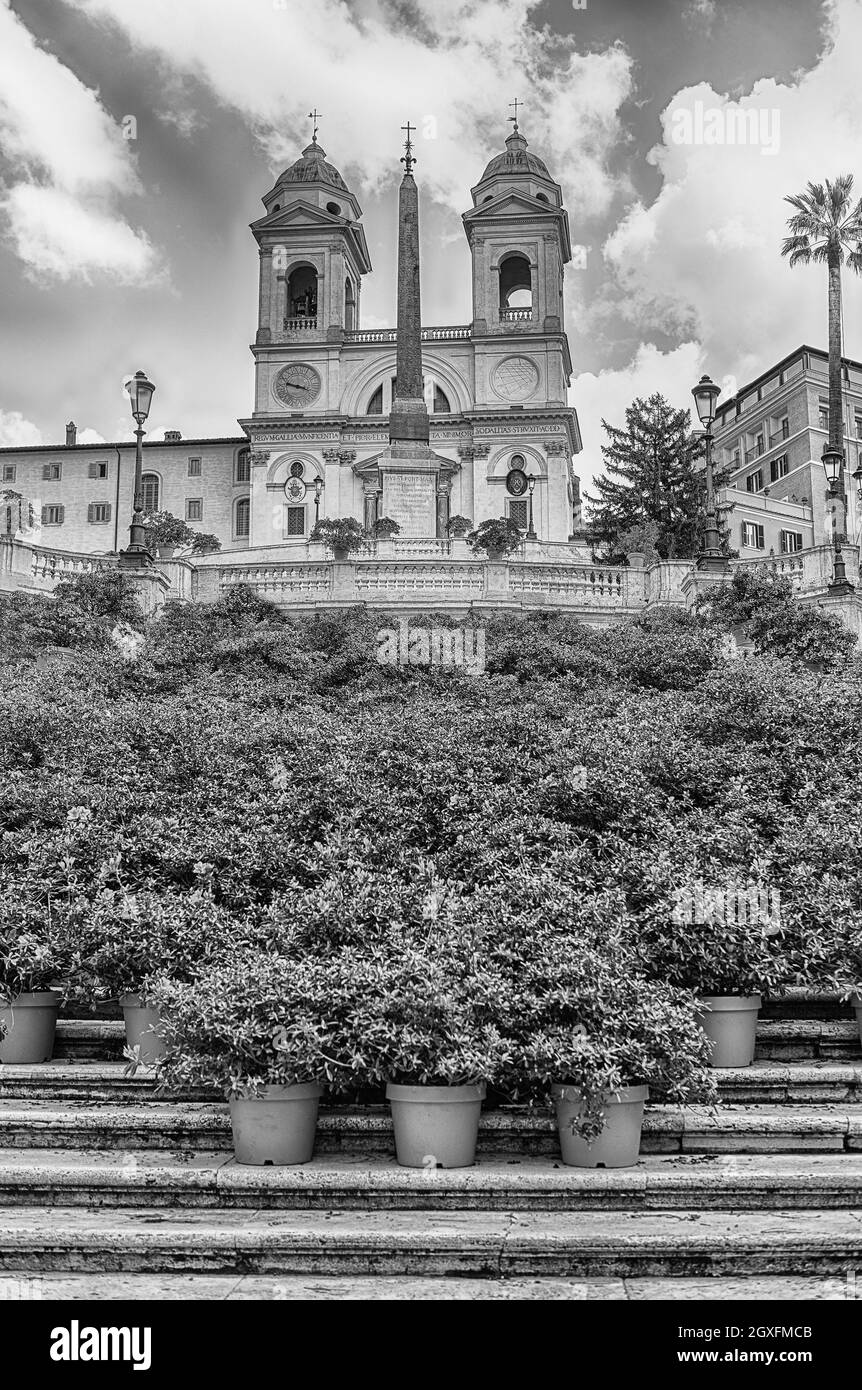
[781,417,790,439]
[235,451,251,483]
[819,399,829,431]
[855,414,862,440]
[285,505,306,537]
[731,450,740,469]
[755,433,764,455]
[780,530,803,554]
[770,455,789,482]
[42,462,62,481]
[88,460,109,480]
[87,502,112,524]
[508,500,528,530]
[741,521,764,549]
[2,464,16,483]
[188,456,202,477]
[746,469,763,493]
[186,498,203,522]
[41,504,65,526]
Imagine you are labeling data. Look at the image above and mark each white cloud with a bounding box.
[76,428,107,444]
[0,0,157,283]
[4,186,157,284]
[64,0,634,218]
[601,0,862,375]
[0,408,42,446]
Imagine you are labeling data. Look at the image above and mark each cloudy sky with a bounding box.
[1,0,860,493]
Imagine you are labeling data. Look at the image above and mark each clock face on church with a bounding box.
[492,356,539,403]
[272,364,322,409]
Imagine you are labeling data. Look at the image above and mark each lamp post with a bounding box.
[822,445,854,593]
[691,373,726,573]
[120,370,155,566]
[314,476,323,527]
[526,474,537,540]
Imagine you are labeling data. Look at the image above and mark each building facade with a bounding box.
[714,345,862,559]
[0,124,583,557]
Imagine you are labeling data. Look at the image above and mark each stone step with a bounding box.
[52,1016,862,1063]
[757,1020,861,1061]
[0,1206,860,1276]
[1,1150,862,1212]
[2,1101,861,1154]
[3,1060,862,1105]
[0,1271,856,1299]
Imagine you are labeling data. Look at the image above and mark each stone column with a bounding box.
[436,480,451,539]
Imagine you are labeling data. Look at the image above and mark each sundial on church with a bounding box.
[492,355,539,402]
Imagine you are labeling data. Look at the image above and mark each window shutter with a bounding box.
[42,464,51,481]
[104,503,112,523]
[58,506,65,525]
[87,503,95,523]
[40,504,47,524]
[88,462,98,479]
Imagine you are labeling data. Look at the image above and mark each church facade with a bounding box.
[0,124,583,557]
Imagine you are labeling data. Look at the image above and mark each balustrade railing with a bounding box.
[283,317,318,332]
[500,307,533,322]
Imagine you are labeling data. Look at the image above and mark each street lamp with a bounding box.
[314,476,323,527]
[822,445,854,593]
[120,370,156,566]
[526,474,538,540]
[691,373,726,573]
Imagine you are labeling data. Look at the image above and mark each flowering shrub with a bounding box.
[0,926,64,1002]
[699,568,855,668]
[309,517,367,554]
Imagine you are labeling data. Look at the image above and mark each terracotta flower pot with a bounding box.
[552,1084,649,1168]
[229,1083,323,1165]
[386,1082,486,1168]
[698,995,761,1068]
[120,993,168,1066]
[0,991,62,1064]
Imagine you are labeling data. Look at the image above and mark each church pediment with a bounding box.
[463,191,565,224]
[252,200,349,232]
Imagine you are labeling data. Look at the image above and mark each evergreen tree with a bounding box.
[586,393,732,561]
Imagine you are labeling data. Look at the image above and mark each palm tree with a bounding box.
[782,176,862,522]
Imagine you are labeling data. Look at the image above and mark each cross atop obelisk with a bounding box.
[400,121,416,174]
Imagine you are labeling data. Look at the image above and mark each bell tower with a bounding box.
[248,116,372,419]
[463,114,573,410]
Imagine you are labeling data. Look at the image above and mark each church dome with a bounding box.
[479,130,551,183]
[276,138,348,192]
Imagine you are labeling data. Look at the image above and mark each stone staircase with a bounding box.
[0,993,860,1300]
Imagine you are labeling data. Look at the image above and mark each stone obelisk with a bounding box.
[389,124,429,448]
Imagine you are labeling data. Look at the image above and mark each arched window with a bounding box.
[366,384,384,415]
[287,264,318,322]
[510,453,526,470]
[234,497,250,539]
[433,384,451,413]
[345,277,355,330]
[536,192,549,203]
[499,253,532,311]
[290,460,304,478]
[141,473,160,514]
[235,448,250,484]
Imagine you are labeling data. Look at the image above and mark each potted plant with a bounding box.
[635,871,786,1068]
[62,883,249,1066]
[374,516,400,540]
[466,516,524,561]
[341,935,505,1168]
[616,521,660,569]
[493,914,714,1167]
[141,511,191,559]
[148,949,345,1165]
[0,920,65,1064]
[309,517,368,560]
[445,515,473,539]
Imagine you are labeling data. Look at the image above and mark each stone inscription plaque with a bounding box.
[382,472,436,538]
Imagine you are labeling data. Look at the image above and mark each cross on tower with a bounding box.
[508,97,522,133]
[308,108,322,143]
[401,120,416,173]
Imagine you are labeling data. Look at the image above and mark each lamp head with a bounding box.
[692,374,720,427]
[125,370,155,426]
